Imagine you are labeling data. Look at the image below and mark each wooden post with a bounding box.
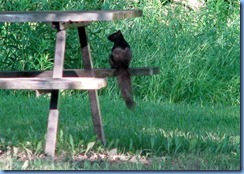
[45,23,66,158]
[77,26,106,145]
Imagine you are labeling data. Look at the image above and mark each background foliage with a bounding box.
[0,0,240,105]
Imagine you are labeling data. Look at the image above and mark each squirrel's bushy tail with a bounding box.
[116,68,136,109]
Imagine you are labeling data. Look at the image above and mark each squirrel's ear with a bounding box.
[117,30,121,34]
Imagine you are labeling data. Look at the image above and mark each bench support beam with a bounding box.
[78,26,106,145]
[45,90,60,159]
[45,24,66,159]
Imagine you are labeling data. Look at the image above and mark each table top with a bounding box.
[0,10,143,22]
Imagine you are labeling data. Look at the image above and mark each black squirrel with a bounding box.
[108,30,136,109]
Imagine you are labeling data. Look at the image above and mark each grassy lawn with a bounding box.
[0,0,240,170]
[0,94,240,170]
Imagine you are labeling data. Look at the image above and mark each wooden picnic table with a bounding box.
[0,10,159,159]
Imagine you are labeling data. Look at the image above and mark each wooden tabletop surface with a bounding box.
[0,10,143,22]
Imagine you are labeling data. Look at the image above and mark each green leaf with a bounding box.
[69,134,74,152]
[35,141,42,155]
[189,138,198,152]
[21,160,29,170]
[85,141,95,155]
[59,129,64,143]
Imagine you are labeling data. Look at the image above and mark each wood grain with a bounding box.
[45,26,65,159]
[0,10,143,22]
[0,77,107,90]
[78,26,106,145]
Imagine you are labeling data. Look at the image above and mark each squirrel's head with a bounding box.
[108,30,122,42]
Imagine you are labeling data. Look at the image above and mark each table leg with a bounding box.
[77,26,106,145]
[45,25,66,158]
[45,90,60,159]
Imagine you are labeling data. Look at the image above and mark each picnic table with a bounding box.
[0,10,159,158]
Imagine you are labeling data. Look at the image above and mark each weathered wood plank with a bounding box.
[0,67,160,78]
[53,29,66,77]
[45,26,65,159]
[0,10,143,23]
[0,77,107,90]
[45,108,59,159]
[78,26,106,145]
[61,21,92,29]
[36,27,66,97]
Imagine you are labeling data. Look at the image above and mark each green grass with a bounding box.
[0,0,240,105]
[0,94,240,170]
[0,0,240,170]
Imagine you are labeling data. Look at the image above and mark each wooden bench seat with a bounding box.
[0,77,107,90]
[0,67,160,78]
